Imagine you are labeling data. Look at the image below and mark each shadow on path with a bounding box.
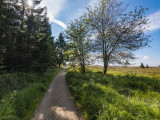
[31,69,82,120]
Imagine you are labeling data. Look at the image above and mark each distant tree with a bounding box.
[140,63,145,68]
[56,33,66,50]
[56,33,66,68]
[146,64,149,68]
[124,60,131,68]
[87,0,150,74]
[65,16,91,73]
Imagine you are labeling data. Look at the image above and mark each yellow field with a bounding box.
[88,66,160,78]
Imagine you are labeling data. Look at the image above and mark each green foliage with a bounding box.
[65,16,91,73]
[0,68,61,120]
[140,63,145,68]
[66,69,160,120]
[86,0,150,74]
[56,33,66,68]
[0,0,57,73]
[14,83,46,118]
[0,91,20,120]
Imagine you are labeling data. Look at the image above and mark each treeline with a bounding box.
[65,0,150,74]
[0,0,59,73]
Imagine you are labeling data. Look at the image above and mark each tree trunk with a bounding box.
[82,61,85,73]
[59,63,60,68]
[104,63,106,74]
[103,57,109,74]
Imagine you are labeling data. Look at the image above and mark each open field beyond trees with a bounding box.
[66,67,160,120]
[88,66,160,78]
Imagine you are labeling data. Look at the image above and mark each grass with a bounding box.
[66,67,160,120]
[0,67,61,120]
[88,66,160,78]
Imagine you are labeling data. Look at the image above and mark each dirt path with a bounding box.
[31,69,82,120]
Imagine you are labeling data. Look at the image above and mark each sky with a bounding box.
[34,0,160,66]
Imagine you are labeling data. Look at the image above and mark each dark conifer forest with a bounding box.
[0,0,57,73]
[0,0,64,119]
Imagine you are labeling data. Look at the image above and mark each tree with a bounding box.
[0,0,57,73]
[0,0,21,71]
[140,63,145,68]
[56,33,66,50]
[87,0,150,74]
[146,64,149,68]
[56,33,66,68]
[31,7,56,73]
[65,16,91,73]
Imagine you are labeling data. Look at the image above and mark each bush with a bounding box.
[0,73,38,98]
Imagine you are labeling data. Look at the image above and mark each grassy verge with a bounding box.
[0,67,61,120]
[66,68,160,120]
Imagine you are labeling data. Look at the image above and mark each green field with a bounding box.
[66,67,160,120]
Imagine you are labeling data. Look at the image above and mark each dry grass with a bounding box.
[88,66,160,78]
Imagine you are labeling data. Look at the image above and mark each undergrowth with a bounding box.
[0,67,61,120]
[66,69,160,120]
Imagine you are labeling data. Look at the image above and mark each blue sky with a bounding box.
[37,0,160,66]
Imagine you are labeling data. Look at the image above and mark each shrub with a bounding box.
[14,83,46,118]
[0,91,20,120]
[0,67,61,120]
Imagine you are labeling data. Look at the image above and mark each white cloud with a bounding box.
[47,12,67,29]
[28,0,33,7]
[143,56,149,60]
[41,0,67,29]
[88,0,98,7]
[135,55,141,58]
[147,10,160,31]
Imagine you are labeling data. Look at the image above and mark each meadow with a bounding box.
[66,66,160,120]
[88,66,160,78]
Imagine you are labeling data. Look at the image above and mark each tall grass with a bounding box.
[0,67,61,120]
[66,69,160,120]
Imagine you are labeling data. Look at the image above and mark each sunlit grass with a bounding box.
[88,66,160,78]
[66,67,160,120]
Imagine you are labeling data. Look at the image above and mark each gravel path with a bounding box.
[31,69,82,120]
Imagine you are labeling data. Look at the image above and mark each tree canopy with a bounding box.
[66,0,150,74]
[0,0,57,73]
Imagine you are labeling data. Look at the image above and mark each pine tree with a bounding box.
[31,7,56,73]
[56,33,66,68]
[0,0,21,71]
[0,0,57,73]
